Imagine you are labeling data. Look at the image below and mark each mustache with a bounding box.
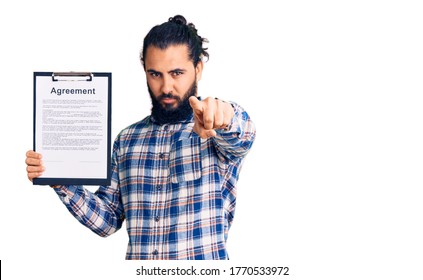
[157,93,181,101]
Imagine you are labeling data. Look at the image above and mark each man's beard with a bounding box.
[148,81,197,125]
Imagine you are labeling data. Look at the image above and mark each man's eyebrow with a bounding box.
[146,69,161,74]
[169,68,186,73]
[146,68,186,75]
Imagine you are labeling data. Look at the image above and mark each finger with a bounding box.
[205,129,217,138]
[27,165,45,173]
[189,96,203,112]
[197,128,217,139]
[202,99,215,130]
[213,101,224,129]
[26,150,42,159]
[192,108,204,126]
[25,157,43,166]
[28,172,43,182]
[222,101,235,129]
[192,122,216,139]
[221,112,232,129]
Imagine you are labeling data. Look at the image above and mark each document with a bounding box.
[33,72,112,185]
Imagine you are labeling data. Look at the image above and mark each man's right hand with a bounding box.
[25,150,44,182]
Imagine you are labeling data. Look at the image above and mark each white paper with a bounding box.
[34,74,110,183]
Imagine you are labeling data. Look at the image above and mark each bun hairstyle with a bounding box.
[168,15,187,25]
[141,15,209,67]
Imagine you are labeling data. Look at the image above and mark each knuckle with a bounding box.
[204,116,213,124]
[214,120,223,128]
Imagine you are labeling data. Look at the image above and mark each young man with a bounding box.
[26,15,256,260]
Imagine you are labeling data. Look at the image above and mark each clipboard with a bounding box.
[33,72,112,186]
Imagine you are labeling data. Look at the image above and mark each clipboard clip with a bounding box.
[52,72,93,82]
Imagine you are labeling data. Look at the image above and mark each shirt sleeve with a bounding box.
[53,145,124,237]
[213,102,256,162]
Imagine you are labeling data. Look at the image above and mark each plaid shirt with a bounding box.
[54,102,255,260]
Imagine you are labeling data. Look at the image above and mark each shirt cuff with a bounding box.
[53,185,80,200]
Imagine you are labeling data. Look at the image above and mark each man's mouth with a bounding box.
[161,97,177,105]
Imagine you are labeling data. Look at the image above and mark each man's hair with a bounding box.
[141,15,209,67]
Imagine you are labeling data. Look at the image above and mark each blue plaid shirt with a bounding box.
[54,102,255,260]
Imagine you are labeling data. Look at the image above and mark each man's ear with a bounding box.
[195,60,204,82]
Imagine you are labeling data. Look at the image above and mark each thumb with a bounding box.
[189,96,203,112]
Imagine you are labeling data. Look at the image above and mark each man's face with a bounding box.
[145,44,203,111]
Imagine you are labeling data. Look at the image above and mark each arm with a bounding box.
[53,184,124,237]
[189,96,256,161]
[25,149,125,237]
[212,102,256,161]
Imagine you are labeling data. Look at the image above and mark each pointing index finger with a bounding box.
[189,96,203,112]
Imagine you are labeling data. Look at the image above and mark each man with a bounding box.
[26,15,256,260]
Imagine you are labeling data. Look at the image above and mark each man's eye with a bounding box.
[151,72,160,77]
[172,71,183,76]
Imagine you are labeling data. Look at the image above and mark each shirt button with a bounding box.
[163,125,169,131]
[159,153,165,159]
[154,216,160,222]
[156,185,162,190]
[152,249,158,256]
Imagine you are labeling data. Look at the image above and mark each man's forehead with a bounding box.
[145,44,192,68]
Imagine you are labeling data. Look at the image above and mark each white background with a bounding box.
[1,0,423,279]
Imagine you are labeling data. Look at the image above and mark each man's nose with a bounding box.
[160,75,173,94]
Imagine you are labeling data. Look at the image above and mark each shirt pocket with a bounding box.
[170,137,202,184]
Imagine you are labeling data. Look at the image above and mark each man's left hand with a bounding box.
[189,96,235,139]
